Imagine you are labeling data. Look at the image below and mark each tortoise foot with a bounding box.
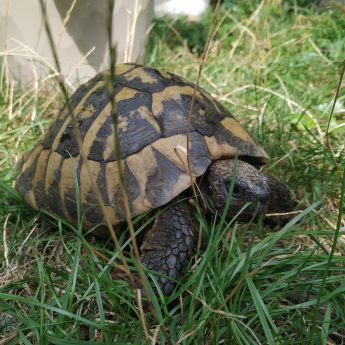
[140,202,197,295]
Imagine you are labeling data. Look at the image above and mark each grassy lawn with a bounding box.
[1,1,345,344]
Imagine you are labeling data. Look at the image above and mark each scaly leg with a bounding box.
[140,202,197,295]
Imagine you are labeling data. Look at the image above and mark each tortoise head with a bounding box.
[201,159,270,222]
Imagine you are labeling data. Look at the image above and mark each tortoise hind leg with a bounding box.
[140,202,197,295]
[265,174,295,226]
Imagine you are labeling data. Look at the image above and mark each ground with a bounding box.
[0,1,344,344]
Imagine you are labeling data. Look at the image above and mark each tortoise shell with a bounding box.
[16,63,269,230]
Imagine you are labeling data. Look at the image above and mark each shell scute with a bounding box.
[117,65,169,93]
[151,85,224,137]
[144,147,187,208]
[45,152,65,216]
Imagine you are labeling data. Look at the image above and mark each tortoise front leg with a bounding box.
[140,202,197,295]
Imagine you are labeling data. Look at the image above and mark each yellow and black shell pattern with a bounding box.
[16,63,269,230]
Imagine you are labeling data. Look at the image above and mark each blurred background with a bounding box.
[1,0,344,86]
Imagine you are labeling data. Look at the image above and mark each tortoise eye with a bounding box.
[231,185,241,196]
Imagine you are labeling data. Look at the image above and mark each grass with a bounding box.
[1,1,345,344]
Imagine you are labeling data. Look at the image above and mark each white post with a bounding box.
[0,0,154,87]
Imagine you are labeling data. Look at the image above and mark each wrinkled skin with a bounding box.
[139,159,293,295]
[201,160,270,221]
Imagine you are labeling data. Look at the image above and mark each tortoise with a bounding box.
[16,63,293,295]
